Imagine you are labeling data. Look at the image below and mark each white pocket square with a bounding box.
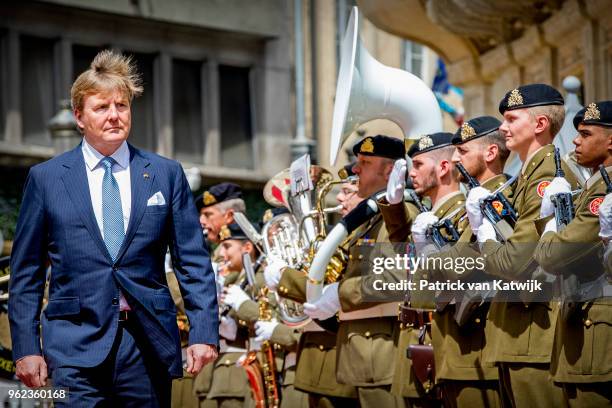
[147,191,166,206]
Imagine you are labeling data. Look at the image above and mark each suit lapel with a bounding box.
[61,145,113,262]
[114,145,154,262]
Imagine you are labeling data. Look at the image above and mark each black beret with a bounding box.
[195,182,242,211]
[498,83,564,114]
[452,116,501,145]
[338,162,356,180]
[573,101,612,129]
[218,222,256,242]
[407,132,454,158]
[352,135,405,160]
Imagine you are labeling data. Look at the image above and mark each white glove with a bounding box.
[254,320,279,342]
[219,316,238,341]
[222,285,250,311]
[543,218,558,235]
[599,193,612,240]
[303,282,340,320]
[466,186,491,234]
[477,218,497,243]
[540,177,571,218]
[411,212,439,244]
[263,259,287,291]
[386,159,407,205]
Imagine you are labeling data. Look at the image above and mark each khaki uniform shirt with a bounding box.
[482,144,579,364]
[534,166,612,383]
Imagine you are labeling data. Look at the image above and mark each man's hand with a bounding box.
[16,355,47,388]
[386,159,407,205]
[186,344,218,375]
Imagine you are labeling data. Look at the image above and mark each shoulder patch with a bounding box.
[536,180,551,198]
[589,197,604,215]
[491,200,504,215]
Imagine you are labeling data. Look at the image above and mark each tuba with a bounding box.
[328,6,442,165]
[308,6,443,304]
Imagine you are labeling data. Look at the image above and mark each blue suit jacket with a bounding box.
[8,143,219,377]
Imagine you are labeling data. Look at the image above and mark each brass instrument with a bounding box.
[258,286,280,408]
[299,175,358,283]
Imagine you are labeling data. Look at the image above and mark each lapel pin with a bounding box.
[143,172,150,179]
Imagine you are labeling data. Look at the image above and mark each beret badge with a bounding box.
[460,122,476,141]
[507,89,524,107]
[418,135,434,151]
[584,103,601,121]
[203,191,217,206]
[360,137,375,153]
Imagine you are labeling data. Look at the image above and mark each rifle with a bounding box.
[456,162,516,241]
[600,164,612,194]
[550,148,575,230]
[409,191,454,248]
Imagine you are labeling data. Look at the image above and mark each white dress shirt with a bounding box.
[82,139,132,311]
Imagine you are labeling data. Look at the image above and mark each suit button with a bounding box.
[225,359,231,365]
[112,298,119,305]
[364,331,371,338]
[318,345,324,351]
[475,318,481,324]
[584,319,593,327]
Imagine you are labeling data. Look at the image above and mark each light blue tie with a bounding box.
[101,157,125,261]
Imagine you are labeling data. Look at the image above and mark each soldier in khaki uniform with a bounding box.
[465,84,579,407]
[208,223,255,408]
[380,132,468,407]
[265,166,360,407]
[196,183,246,263]
[303,135,406,408]
[533,101,612,407]
[415,120,512,407]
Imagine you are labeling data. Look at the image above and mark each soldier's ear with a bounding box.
[484,143,498,164]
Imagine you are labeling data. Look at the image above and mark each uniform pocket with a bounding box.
[585,301,612,375]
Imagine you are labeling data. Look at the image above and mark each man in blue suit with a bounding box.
[8,50,219,406]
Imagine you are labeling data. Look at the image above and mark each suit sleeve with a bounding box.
[168,163,219,346]
[8,168,47,360]
[277,267,307,303]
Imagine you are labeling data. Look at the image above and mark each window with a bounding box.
[172,59,204,163]
[127,52,156,151]
[20,35,56,146]
[402,41,423,79]
[73,44,104,81]
[219,65,253,169]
